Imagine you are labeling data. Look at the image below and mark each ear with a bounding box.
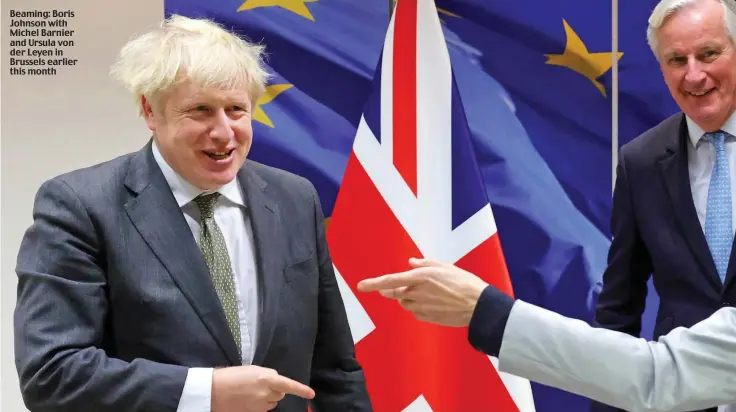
[141,95,157,133]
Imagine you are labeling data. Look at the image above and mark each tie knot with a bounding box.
[194,192,220,219]
[707,131,727,150]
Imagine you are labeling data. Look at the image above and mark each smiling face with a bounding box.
[142,79,254,190]
[656,0,736,131]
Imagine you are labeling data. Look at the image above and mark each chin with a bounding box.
[212,171,239,185]
[191,172,236,190]
[691,113,727,132]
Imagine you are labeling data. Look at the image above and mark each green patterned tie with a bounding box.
[194,192,242,361]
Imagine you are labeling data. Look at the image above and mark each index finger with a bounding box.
[357,269,426,292]
[267,375,315,399]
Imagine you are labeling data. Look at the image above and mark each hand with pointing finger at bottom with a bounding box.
[357,257,491,327]
[212,365,315,412]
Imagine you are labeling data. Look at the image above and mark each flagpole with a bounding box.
[611,0,619,195]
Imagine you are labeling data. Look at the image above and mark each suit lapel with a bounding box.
[722,158,736,290]
[123,142,241,365]
[723,238,736,290]
[658,117,723,290]
[237,164,283,365]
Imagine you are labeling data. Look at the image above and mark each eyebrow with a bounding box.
[182,96,250,107]
[699,41,721,49]
[663,43,724,60]
[662,50,679,59]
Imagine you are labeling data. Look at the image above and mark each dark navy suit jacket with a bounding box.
[591,113,736,412]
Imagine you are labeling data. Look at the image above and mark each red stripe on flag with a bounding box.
[465,233,515,299]
[328,154,520,411]
[392,0,418,196]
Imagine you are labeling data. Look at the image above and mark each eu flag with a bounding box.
[163,0,678,410]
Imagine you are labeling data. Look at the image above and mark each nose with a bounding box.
[209,109,235,141]
[683,59,707,86]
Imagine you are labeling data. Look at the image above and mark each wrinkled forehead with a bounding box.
[157,78,253,107]
[657,9,731,56]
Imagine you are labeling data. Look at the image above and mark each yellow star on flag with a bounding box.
[437,7,460,19]
[544,19,623,97]
[254,84,293,128]
[437,7,460,23]
[238,0,318,21]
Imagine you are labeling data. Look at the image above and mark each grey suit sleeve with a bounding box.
[14,178,189,412]
[497,300,736,412]
[305,184,373,411]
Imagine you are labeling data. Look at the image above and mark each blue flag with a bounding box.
[618,0,680,148]
[163,0,677,410]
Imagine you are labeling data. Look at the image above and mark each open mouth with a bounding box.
[687,88,715,97]
[203,149,234,161]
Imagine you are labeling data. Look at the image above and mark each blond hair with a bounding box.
[110,14,271,115]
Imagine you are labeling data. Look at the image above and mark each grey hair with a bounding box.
[110,14,271,115]
[647,0,736,58]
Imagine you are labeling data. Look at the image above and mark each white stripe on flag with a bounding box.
[380,11,396,162]
[333,263,375,343]
[490,356,537,412]
[354,115,420,248]
[415,0,454,260]
[403,395,433,412]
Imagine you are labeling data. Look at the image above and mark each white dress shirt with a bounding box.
[686,112,736,234]
[151,142,260,412]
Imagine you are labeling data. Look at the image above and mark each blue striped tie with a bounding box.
[705,131,732,284]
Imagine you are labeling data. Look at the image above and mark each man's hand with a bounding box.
[211,365,315,412]
[357,257,489,327]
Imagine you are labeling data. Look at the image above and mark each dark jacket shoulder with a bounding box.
[243,159,318,203]
[35,150,138,204]
[619,112,686,168]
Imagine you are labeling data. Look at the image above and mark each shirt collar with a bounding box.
[151,140,245,208]
[686,110,736,147]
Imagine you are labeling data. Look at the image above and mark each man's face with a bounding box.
[657,0,736,131]
[143,79,254,190]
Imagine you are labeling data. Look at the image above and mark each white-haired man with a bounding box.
[13,15,372,412]
[586,0,736,411]
[360,0,736,411]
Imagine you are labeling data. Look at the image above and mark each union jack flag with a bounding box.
[326,0,536,410]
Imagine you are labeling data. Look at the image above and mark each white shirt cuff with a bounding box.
[176,367,213,412]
